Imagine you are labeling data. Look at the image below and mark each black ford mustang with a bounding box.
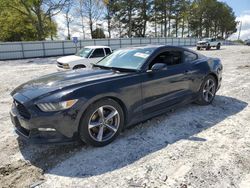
[10,45,222,146]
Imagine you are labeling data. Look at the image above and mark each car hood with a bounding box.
[57,55,84,64]
[11,69,130,101]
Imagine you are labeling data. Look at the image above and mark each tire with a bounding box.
[196,75,217,105]
[206,44,211,50]
[197,46,201,50]
[73,65,86,70]
[216,43,221,50]
[79,98,124,147]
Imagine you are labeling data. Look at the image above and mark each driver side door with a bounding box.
[88,48,106,64]
[141,49,193,117]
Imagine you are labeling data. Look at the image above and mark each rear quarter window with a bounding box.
[184,51,198,63]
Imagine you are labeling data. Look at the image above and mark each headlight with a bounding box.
[37,99,78,112]
[63,64,70,69]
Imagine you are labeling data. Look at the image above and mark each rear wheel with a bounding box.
[196,75,217,105]
[79,98,124,147]
[197,46,201,50]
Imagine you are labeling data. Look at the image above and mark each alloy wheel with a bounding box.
[88,105,120,142]
[203,79,216,102]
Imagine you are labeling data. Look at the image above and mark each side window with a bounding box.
[184,51,197,63]
[149,50,182,69]
[90,48,105,58]
[104,48,112,55]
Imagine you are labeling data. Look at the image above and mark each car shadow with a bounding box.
[197,48,224,51]
[17,95,247,178]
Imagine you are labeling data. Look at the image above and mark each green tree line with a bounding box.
[0,0,237,41]
[0,0,67,41]
[105,0,237,39]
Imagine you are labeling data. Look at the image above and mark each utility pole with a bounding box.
[238,21,242,40]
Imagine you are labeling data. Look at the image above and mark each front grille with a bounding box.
[57,61,63,68]
[14,100,31,119]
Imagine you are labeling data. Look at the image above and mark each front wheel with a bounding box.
[196,75,217,105]
[79,98,124,147]
[216,43,221,50]
[206,45,211,50]
[197,46,201,50]
[73,65,86,70]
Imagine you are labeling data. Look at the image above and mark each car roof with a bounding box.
[118,45,187,51]
[84,46,110,49]
[119,45,205,58]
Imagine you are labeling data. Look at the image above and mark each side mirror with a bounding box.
[148,63,167,72]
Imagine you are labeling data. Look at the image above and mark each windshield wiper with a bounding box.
[93,64,136,72]
[109,67,137,72]
[93,64,111,70]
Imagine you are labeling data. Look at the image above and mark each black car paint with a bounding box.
[10,46,222,142]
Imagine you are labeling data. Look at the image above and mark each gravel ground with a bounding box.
[0,46,250,188]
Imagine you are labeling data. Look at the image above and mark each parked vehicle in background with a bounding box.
[197,38,221,50]
[244,39,250,46]
[57,46,112,71]
[10,45,223,147]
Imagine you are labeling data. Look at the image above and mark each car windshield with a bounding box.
[75,48,92,57]
[203,38,211,42]
[95,47,155,70]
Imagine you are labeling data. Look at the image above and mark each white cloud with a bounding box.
[54,13,90,40]
[54,13,110,40]
[54,9,250,41]
[228,11,250,41]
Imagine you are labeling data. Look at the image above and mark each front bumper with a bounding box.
[197,43,208,48]
[10,102,79,144]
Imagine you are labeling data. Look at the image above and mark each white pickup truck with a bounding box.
[196,38,221,50]
[57,46,112,71]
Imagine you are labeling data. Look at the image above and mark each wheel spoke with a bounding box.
[105,124,117,132]
[205,92,209,101]
[97,107,104,122]
[97,126,104,141]
[209,83,215,90]
[206,80,210,87]
[208,91,214,97]
[89,121,102,129]
[105,110,118,121]
[205,84,209,91]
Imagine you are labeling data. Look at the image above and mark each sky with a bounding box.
[55,0,250,41]
[219,0,250,16]
[218,0,250,40]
